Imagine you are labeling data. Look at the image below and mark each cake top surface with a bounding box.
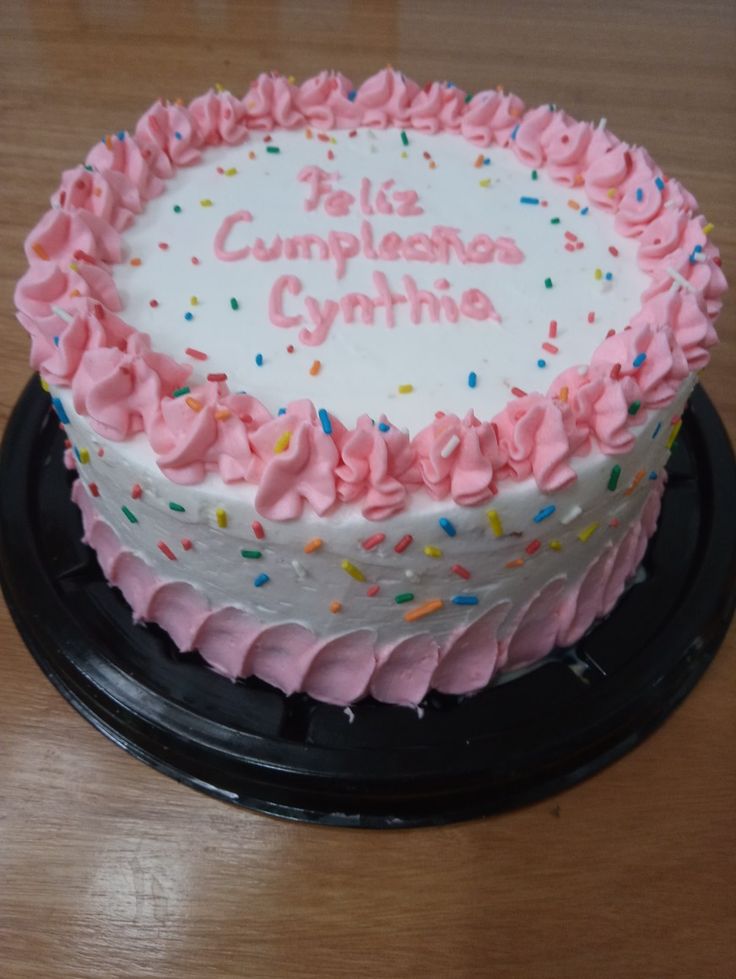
[15,69,725,520]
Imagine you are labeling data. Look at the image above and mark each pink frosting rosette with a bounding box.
[71,331,190,441]
[539,112,594,186]
[413,411,505,505]
[335,415,420,520]
[460,89,525,147]
[15,259,121,320]
[134,101,203,176]
[150,383,269,484]
[52,165,142,233]
[511,105,555,168]
[24,207,121,268]
[409,81,466,134]
[86,132,164,202]
[189,89,250,145]
[630,288,717,371]
[297,71,360,129]
[242,73,303,130]
[590,322,688,409]
[492,394,584,490]
[548,366,644,456]
[248,400,340,519]
[355,68,420,128]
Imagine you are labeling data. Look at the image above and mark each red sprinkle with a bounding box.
[575,241,584,250]
[191,256,200,265]
[549,320,558,338]
[394,534,413,554]
[362,533,386,551]
[610,363,622,380]
[73,248,97,265]
[564,243,575,252]
[348,130,358,138]
[367,584,380,597]
[263,134,272,143]
[606,329,616,338]
[97,448,104,457]
[149,299,159,308]
[327,149,335,160]
[564,231,578,242]
[451,564,471,580]
[525,539,542,555]
[609,245,619,257]
[131,483,142,499]
[181,538,193,551]
[89,482,99,497]
[542,342,559,354]
[93,303,105,320]
[63,439,71,449]
[287,344,295,353]
[317,133,330,142]
[185,347,208,361]
[207,372,227,382]
[216,166,224,174]
[587,311,596,323]
[157,540,177,561]
[158,242,169,250]
[609,518,619,528]
[511,386,527,398]
[252,520,265,540]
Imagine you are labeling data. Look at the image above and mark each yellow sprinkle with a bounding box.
[200,198,213,207]
[274,430,291,454]
[666,419,683,450]
[190,295,199,306]
[549,539,562,551]
[78,448,90,465]
[68,261,78,272]
[39,377,49,392]
[309,360,321,376]
[329,600,342,614]
[401,151,408,159]
[304,538,322,554]
[185,396,203,412]
[330,137,337,144]
[287,75,296,84]
[341,559,366,582]
[559,386,569,403]
[479,178,491,188]
[487,509,503,537]
[398,384,414,394]
[215,82,224,93]
[404,599,444,623]
[215,507,227,528]
[423,545,442,558]
[703,222,714,235]
[225,167,238,176]
[594,268,603,280]
[578,522,599,543]
[607,187,617,199]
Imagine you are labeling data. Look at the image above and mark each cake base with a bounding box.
[2,378,735,828]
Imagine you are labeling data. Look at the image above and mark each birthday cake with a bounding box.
[14,69,726,707]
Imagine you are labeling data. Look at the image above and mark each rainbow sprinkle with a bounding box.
[468,371,477,389]
[341,559,366,582]
[304,538,322,553]
[533,505,556,523]
[487,510,503,537]
[329,600,342,613]
[169,502,186,513]
[394,592,414,604]
[404,599,443,622]
[394,534,413,553]
[578,523,599,543]
[252,521,265,539]
[273,431,291,454]
[241,549,262,559]
[121,506,137,524]
[254,573,270,587]
[398,383,414,394]
[452,595,478,606]
[157,541,177,561]
[318,408,332,434]
[362,533,385,550]
[215,507,227,528]
[438,517,456,537]
[423,546,442,558]
[608,464,622,491]
[451,564,471,579]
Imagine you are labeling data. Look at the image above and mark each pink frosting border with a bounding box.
[72,476,665,706]
[16,70,725,522]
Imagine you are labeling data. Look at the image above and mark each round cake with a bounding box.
[14,69,726,706]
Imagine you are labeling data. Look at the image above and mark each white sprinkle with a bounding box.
[560,504,582,526]
[664,200,677,210]
[404,569,420,583]
[415,705,425,719]
[343,706,355,724]
[666,267,696,293]
[291,560,307,580]
[440,434,461,458]
[693,252,707,263]
[51,305,74,323]
[597,116,607,130]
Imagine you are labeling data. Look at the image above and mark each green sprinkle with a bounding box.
[544,277,553,289]
[400,130,409,146]
[121,505,138,524]
[83,164,94,171]
[550,217,561,224]
[531,169,538,180]
[464,92,474,103]
[173,204,182,213]
[241,549,262,559]
[607,464,622,491]
[628,401,641,416]
[230,297,239,310]
[266,146,280,154]
[395,592,414,605]
[168,502,185,512]
[172,386,191,398]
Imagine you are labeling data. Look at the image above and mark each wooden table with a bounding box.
[1,2,734,976]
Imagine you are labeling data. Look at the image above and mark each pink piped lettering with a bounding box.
[327,230,360,279]
[465,234,496,263]
[297,165,334,211]
[460,288,500,321]
[324,190,355,217]
[376,180,395,215]
[403,275,440,324]
[269,276,303,328]
[340,292,375,324]
[214,210,253,261]
[359,178,374,216]
[302,297,339,345]
[393,189,423,216]
[495,236,525,264]
[402,233,435,262]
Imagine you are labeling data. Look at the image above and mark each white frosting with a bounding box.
[114,130,650,431]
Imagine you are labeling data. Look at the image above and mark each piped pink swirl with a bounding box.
[355,68,420,128]
[297,71,361,129]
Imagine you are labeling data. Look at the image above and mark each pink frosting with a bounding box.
[72,476,666,705]
[16,71,726,523]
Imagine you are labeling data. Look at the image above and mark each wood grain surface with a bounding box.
[1,2,735,977]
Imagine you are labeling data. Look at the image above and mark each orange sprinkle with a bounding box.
[306,128,313,139]
[624,470,645,496]
[68,289,80,298]
[214,409,231,421]
[403,599,444,623]
[93,186,102,197]
[329,600,342,614]
[309,359,321,376]
[248,150,256,160]
[130,257,142,267]
[559,386,569,403]
[505,558,525,569]
[185,396,203,412]
[32,242,49,261]
[474,153,484,168]
[429,161,437,170]
[567,199,580,211]
[304,538,323,554]
[573,174,584,187]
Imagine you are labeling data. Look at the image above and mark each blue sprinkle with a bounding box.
[255,352,264,366]
[447,81,455,89]
[537,359,546,368]
[184,311,193,321]
[452,595,479,606]
[655,177,665,190]
[52,397,70,424]
[510,123,520,141]
[117,131,125,141]
[439,517,456,537]
[648,471,658,480]
[277,407,286,416]
[580,206,589,216]
[519,196,540,205]
[347,90,357,102]
[652,421,662,439]
[73,446,81,462]
[254,573,270,588]
[605,272,614,281]
[174,131,183,140]
[318,408,332,435]
[53,336,60,347]
[378,422,390,432]
[633,352,647,368]
[483,157,491,165]
[694,244,703,253]
[468,371,477,388]
[636,187,644,202]
[533,505,556,523]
